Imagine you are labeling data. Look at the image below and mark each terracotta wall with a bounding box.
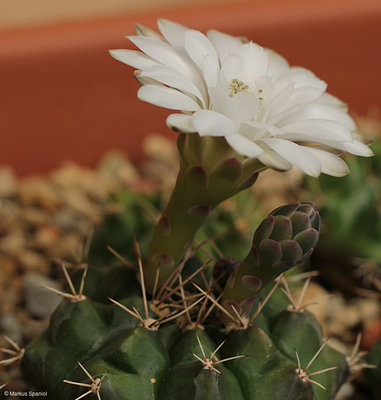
[0,0,380,175]
[0,0,231,29]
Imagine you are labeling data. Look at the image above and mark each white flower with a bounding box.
[110,19,373,177]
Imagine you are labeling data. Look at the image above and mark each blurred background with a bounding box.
[0,0,380,174]
[0,0,230,29]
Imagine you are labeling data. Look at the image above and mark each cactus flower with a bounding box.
[110,19,373,178]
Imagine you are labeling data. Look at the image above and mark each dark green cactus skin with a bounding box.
[22,202,348,400]
[269,309,349,400]
[88,190,160,268]
[222,203,320,315]
[194,190,262,263]
[22,287,348,400]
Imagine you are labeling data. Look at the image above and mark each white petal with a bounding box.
[135,24,164,41]
[201,55,220,91]
[128,35,204,89]
[286,86,324,107]
[138,84,200,111]
[207,29,243,62]
[278,103,356,131]
[184,30,220,88]
[139,65,206,106]
[280,119,353,142]
[109,49,158,70]
[240,42,269,82]
[167,113,197,133]
[266,49,289,78]
[135,70,158,86]
[192,110,235,137]
[317,93,348,110]
[312,136,373,157]
[220,54,243,83]
[282,67,327,91]
[238,122,268,141]
[266,85,323,124]
[263,80,295,121]
[341,140,374,156]
[227,92,260,123]
[158,19,188,52]
[246,121,283,137]
[307,148,350,177]
[225,134,264,158]
[258,149,292,171]
[264,138,322,177]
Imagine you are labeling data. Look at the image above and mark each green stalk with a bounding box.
[143,133,263,290]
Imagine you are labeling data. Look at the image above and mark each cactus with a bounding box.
[19,199,352,400]
[6,18,376,400]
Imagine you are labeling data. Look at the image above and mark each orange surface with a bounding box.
[0,0,380,174]
[0,0,229,29]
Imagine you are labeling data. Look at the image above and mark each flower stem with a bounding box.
[143,134,263,291]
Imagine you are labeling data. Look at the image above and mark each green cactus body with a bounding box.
[23,294,341,400]
[21,203,348,400]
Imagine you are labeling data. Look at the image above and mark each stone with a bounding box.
[0,231,26,256]
[0,255,17,287]
[0,313,23,344]
[18,177,60,210]
[24,273,63,318]
[17,250,50,274]
[33,225,61,251]
[0,167,17,197]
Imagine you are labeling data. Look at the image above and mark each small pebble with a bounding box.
[0,167,17,197]
[0,313,23,344]
[17,250,50,274]
[24,273,63,318]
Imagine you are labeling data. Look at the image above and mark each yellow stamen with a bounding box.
[229,79,249,97]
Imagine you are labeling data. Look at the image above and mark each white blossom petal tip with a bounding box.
[135,23,164,40]
[167,114,197,133]
[113,19,373,176]
[343,140,375,157]
[138,85,201,111]
[225,134,264,158]
[191,110,235,137]
[307,148,350,177]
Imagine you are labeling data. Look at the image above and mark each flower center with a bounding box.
[229,79,249,97]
